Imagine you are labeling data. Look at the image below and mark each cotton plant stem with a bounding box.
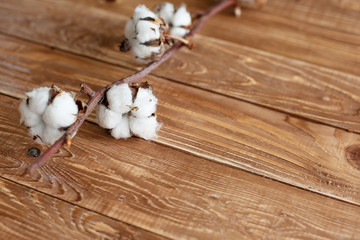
[28,0,237,174]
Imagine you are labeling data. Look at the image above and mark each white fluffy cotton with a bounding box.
[96,83,161,141]
[131,39,163,62]
[136,20,161,43]
[155,2,175,24]
[96,104,123,129]
[111,115,131,139]
[26,87,50,115]
[19,86,79,145]
[170,27,189,38]
[107,84,133,114]
[156,3,192,37]
[172,5,191,27]
[133,5,157,22]
[19,87,50,127]
[129,115,161,140]
[41,126,64,145]
[125,19,136,40]
[171,5,191,37]
[42,92,78,129]
[131,88,158,118]
[124,5,166,62]
[28,123,45,145]
[19,100,43,127]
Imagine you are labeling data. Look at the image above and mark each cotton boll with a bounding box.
[124,4,168,63]
[28,123,45,144]
[170,27,189,38]
[155,2,175,24]
[133,5,157,22]
[129,115,161,140]
[19,100,42,127]
[131,88,158,118]
[42,92,78,129]
[107,84,133,114]
[172,5,191,28]
[136,20,161,43]
[96,104,123,129]
[42,126,64,145]
[110,115,131,139]
[26,87,50,115]
[130,39,164,62]
[125,19,136,39]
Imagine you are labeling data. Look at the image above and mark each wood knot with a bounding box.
[345,145,360,170]
[27,147,40,158]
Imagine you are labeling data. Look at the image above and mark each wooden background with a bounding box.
[1,0,360,239]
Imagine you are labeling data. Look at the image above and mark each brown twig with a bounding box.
[27,0,238,174]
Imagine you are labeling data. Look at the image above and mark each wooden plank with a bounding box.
[200,1,360,76]
[1,0,360,131]
[1,95,360,239]
[0,178,165,240]
[260,0,360,35]
[1,35,360,206]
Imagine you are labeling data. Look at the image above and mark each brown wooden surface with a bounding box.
[1,0,360,239]
[0,178,164,240]
[1,94,360,239]
[2,34,360,205]
[1,0,360,132]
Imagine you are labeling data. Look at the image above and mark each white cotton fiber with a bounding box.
[131,88,158,118]
[42,126,64,145]
[136,20,161,43]
[155,2,175,24]
[129,115,161,140]
[19,100,42,127]
[110,115,131,139]
[42,92,78,129]
[107,84,133,114]
[124,4,166,63]
[96,104,122,129]
[170,27,189,38]
[133,5,157,22]
[125,19,136,39]
[28,123,45,144]
[26,87,50,115]
[131,39,163,61]
[172,5,191,27]
[19,86,79,145]
[155,3,192,37]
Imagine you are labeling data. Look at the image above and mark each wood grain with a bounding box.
[262,0,360,35]
[1,94,360,239]
[0,178,165,240]
[1,35,360,206]
[1,0,360,132]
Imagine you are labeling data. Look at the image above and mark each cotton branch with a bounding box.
[27,0,238,174]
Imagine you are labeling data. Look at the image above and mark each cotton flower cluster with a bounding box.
[19,86,79,145]
[120,3,192,63]
[121,5,168,63]
[96,82,161,140]
[155,3,192,37]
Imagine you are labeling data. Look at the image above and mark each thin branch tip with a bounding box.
[80,83,95,97]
